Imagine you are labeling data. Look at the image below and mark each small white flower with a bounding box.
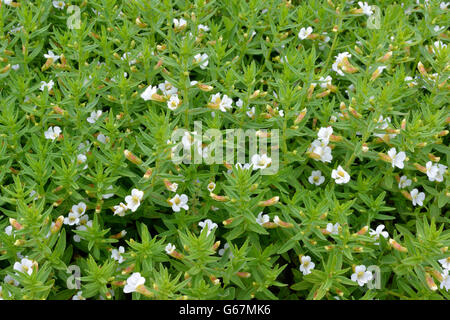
[410,188,425,206]
[351,265,373,286]
[332,52,352,76]
[113,202,128,217]
[140,85,158,101]
[167,94,181,111]
[251,154,272,170]
[236,99,243,108]
[64,211,80,226]
[438,257,450,270]
[72,202,87,216]
[219,94,233,112]
[102,186,114,199]
[4,275,19,287]
[440,2,449,10]
[218,243,233,257]
[298,27,313,40]
[207,182,216,193]
[12,64,19,71]
[52,1,65,10]
[326,222,340,235]
[44,50,60,62]
[387,148,406,169]
[198,24,210,32]
[165,243,176,255]
[198,219,218,236]
[299,256,315,275]
[256,212,270,226]
[246,106,255,118]
[317,126,333,144]
[123,272,146,294]
[87,110,103,123]
[194,53,209,70]
[440,269,450,292]
[235,162,252,171]
[125,189,144,212]
[169,194,189,212]
[358,2,373,16]
[13,258,35,276]
[5,225,13,236]
[158,81,178,97]
[318,76,332,89]
[432,40,447,54]
[96,133,109,144]
[111,246,125,264]
[369,224,389,244]
[40,80,55,92]
[308,170,325,186]
[44,126,61,140]
[173,18,187,29]
[398,175,412,189]
[331,165,350,184]
[72,291,85,300]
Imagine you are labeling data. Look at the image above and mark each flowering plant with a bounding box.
[0,0,448,300]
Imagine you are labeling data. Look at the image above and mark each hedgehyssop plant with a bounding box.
[0,0,449,300]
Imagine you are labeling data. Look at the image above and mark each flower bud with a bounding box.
[377,51,392,63]
[413,163,427,173]
[210,193,229,202]
[222,218,235,226]
[111,230,127,239]
[425,273,438,291]
[257,196,279,207]
[389,239,408,252]
[51,216,64,234]
[9,218,23,230]
[135,17,147,28]
[417,61,428,77]
[124,149,143,165]
[236,272,251,278]
[143,168,153,179]
[273,216,293,228]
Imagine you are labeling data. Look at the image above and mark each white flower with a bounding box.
[77,153,87,166]
[369,224,389,244]
[125,189,144,212]
[332,52,351,76]
[123,272,146,294]
[111,246,125,264]
[52,1,65,10]
[71,202,87,217]
[299,256,315,275]
[318,76,332,88]
[194,53,209,69]
[64,211,80,226]
[218,243,233,257]
[317,126,333,144]
[4,275,19,287]
[87,110,103,123]
[198,219,218,236]
[44,126,61,140]
[432,40,447,54]
[102,186,114,199]
[173,18,187,29]
[97,133,109,144]
[198,24,209,32]
[169,194,189,212]
[158,81,178,97]
[331,165,350,184]
[251,154,272,170]
[410,188,425,206]
[440,269,450,292]
[72,291,85,300]
[246,106,255,118]
[374,116,397,139]
[310,140,333,163]
[167,94,181,111]
[5,225,12,236]
[165,243,176,255]
[44,50,60,62]
[140,85,158,101]
[440,2,449,10]
[398,175,412,189]
[113,202,128,217]
[326,222,340,235]
[256,212,270,226]
[40,80,55,91]
[308,170,325,186]
[438,257,450,270]
[3,0,13,5]
[236,99,243,108]
[298,27,313,40]
[351,265,373,286]
[434,164,447,182]
[13,258,35,276]
[358,2,373,16]
[207,182,216,192]
[11,64,19,71]
[387,148,406,169]
[235,162,252,171]
[219,94,233,112]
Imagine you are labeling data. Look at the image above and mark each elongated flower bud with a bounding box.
[354,226,368,236]
[111,230,127,239]
[51,216,64,234]
[222,218,235,226]
[121,264,135,275]
[425,273,438,291]
[236,272,251,278]
[124,149,143,165]
[413,163,427,173]
[135,17,147,28]
[9,218,23,230]
[257,196,279,207]
[417,61,428,77]
[143,168,153,179]
[273,216,293,228]
[378,51,392,63]
[389,239,408,252]
[294,108,307,124]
